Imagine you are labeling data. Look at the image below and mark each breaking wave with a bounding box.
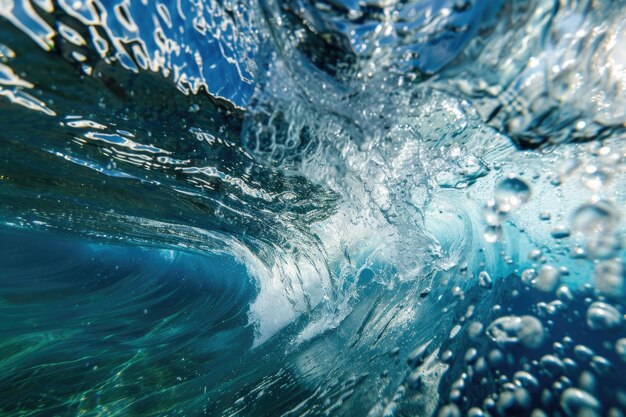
[0,0,624,415]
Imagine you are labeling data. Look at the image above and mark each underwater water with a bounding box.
[0,0,625,415]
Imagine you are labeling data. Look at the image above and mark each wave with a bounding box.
[0,0,625,416]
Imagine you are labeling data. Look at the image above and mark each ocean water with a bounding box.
[0,0,625,416]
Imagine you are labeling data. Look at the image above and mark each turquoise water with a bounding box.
[0,0,625,416]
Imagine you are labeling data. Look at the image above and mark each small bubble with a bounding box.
[539,211,551,221]
[441,350,454,363]
[438,404,461,417]
[521,268,536,285]
[560,388,600,417]
[467,407,485,417]
[494,176,531,213]
[551,225,571,239]
[578,371,596,393]
[586,301,623,330]
[533,265,561,293]
[465,348,478,364]
[574,345,595,361]
[581,166,610,190]
[593,259,625,299]
[572,201,619,233]
[540,354,565,377]
[484,225,502,243]
[467,321,484,339]
[556,285,574,302]
[486,315,544,349]
[514,371,540,391]
[479,271,493,289]
[590,355,612,375]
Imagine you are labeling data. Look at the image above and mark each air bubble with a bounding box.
[465,348,478,364]
[486,315,544,349]
[438,404,460,417]
[615,339,626,362]
[586,302,623,330]
[560,388,600,417]
[539,211,551,221]
[556,286,574,302]
[467,321,484,339]
[406,342,430,369]
[497,388,531,415]
[483,225,502,243]
[572,201,619,233]
[581,166,610,190]
[590,355,612,375]
[540,354,564,377]
[551,225,571,239]
[572,201,621,259]
[594,260,625,299]
[494,176,531,213]
[533,265,561,293]
[467,407,484,417]
[479,271,493,289]
[578,371,596,393]
[514,371,540,391]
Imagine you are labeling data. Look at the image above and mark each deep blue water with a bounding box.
[0,0,625,416]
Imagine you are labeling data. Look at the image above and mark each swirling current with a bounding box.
[0,0,625,416]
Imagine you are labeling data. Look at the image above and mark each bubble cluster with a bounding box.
[429,269,626,417]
